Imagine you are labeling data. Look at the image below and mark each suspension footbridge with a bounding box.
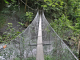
[0,10,78,60]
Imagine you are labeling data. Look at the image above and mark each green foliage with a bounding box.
[18,22,24,26]
[42,0,64,19]
[50,14,71,35]
[0,15,6,28]
[0,23,21,43]
[5,0,18,11]
[14,57,20,60]
[42,0,79,22]
[1,0,18,15]
[45,55,53,60]
[4,0,9,4]
[75,18,80,29]
[11,0,18,9]
[26,12,33,22]
[1,8,10,14]
[20,12,33,23]
[20,14,27,22]
[0,36,3,43]
[48,0,79,56]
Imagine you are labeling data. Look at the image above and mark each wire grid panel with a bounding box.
[42,11,78,60]
[0,11,39,60]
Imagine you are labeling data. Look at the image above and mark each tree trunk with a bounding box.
[25,0,27,12]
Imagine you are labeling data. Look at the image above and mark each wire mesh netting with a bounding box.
[0,10,78,60]
[0,11,39,60]
[41,11,78,60]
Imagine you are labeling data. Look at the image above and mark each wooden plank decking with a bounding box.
[36,13,44,60]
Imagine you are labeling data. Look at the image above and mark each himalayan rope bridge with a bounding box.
[0,10,79,60]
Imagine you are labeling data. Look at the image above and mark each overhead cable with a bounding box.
[20,0,38,11]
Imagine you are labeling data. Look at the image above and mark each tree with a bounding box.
[25,0,27,12]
